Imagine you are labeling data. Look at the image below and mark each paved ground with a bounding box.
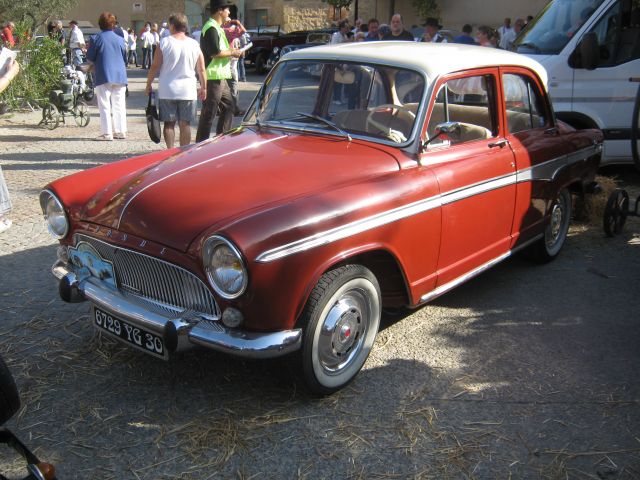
[1,68,639,480]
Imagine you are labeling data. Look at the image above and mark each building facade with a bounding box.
[62,0,548,35]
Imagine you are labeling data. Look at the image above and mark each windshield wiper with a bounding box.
[295,112,352,142]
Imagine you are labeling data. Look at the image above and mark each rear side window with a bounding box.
[503,73,548,133]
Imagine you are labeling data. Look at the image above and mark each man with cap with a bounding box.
[159,21,170,39]
[195,0,242,142]
[422,17,447,43]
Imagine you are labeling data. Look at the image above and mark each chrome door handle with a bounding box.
[488,139,509,148]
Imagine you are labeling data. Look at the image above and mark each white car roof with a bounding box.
[284,41,549,87]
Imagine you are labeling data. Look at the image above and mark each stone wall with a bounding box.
[283,3,333,31]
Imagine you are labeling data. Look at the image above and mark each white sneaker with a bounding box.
[0,218,12,233]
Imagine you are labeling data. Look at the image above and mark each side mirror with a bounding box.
[421,121,462,152]
[434,121,462,142]
[578,32,599,70]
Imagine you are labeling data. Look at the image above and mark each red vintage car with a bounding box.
[40,43,602,395]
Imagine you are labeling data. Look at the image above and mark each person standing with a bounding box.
[476,26,496,47]
[87,12,128,141]
[146,13,206,149]
[331,19,351,44]
[191,24,202,43]
[500,18,524,50]
[195,0,242,143]
[127,28,139,66]
[67,20,86,66]
[422,17,448,43]
[498,18,513,40]
[159,21,170,39]
[140,23,153,68]
[151,23,160,61]
[453,24,476,44]
[364,18,379,41]
[237,30,251,81]
[1,22,15,48]
[223,17,246,115]
[382,14,414,41]
[0,54,19,233]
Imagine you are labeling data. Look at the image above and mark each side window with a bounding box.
[427,74,497,147]
[588,0,640,67]
[503,73,548,134]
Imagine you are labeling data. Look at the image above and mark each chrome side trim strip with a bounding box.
[257,145,598,263]
[117,135,287,228]
[441,173,516,205]
[420,251,511,303]
[256,195,443,263]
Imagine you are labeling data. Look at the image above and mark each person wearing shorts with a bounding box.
[145,13,206,148]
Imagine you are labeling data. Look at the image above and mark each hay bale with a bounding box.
[579,175,618,225]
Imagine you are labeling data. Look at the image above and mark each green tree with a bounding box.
[323,0,354,20]
[0,34,64,111]
[411,0,440,23]
[0,0,77,33]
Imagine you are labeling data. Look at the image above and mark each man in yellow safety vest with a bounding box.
[195,0,242,142]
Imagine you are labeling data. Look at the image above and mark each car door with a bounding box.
[499,67,575,247]
[420,69,517,287]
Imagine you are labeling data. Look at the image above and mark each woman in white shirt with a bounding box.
[145,13,206,149]
[140,23,153,68]
[127,28,138,66]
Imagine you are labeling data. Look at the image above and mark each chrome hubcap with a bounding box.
[318,290,370,375]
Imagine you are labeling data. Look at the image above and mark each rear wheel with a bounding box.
[528,188,572,263]
[298,265,381,396]
[603,189,629,237]
[74,100,90,127]
[41,103,59,130]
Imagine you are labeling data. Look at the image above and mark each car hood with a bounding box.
[80,128,400,252]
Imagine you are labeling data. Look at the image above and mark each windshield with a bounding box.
[515,0,605,54]
[244,60,426,145]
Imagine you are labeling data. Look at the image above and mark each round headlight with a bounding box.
[203,236,247,299]
[272,46,280,54]
[39,189,68,239]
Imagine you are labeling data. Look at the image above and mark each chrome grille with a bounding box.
[75,234,220,318]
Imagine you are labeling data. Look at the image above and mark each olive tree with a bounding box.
[412,0,440,22]
[0,0,77,33]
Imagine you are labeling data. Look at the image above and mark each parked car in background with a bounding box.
[266,31,332,69]
[41,42,602,396]
[246,26,335,74]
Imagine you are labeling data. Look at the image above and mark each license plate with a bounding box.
[93,306,167,359]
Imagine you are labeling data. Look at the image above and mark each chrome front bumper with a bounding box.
[52,261,302,359]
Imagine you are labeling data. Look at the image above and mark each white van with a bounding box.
[514,0,640,166]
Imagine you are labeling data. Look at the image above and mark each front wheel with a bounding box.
[254,53,267,74]
[528,188,572,263]
[298,265,381,396]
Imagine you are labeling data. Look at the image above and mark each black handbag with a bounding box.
[146,91,161,144]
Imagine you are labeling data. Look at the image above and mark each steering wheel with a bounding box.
[365,104,415,143]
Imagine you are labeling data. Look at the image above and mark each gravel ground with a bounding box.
[1,68,639,480]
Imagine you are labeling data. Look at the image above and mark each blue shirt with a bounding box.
[86,30,127,86]
[453,34,477,45]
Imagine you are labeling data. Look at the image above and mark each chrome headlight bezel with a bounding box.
[39,189,69,239]
[272,46,280,54]
[202,235,248,299]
